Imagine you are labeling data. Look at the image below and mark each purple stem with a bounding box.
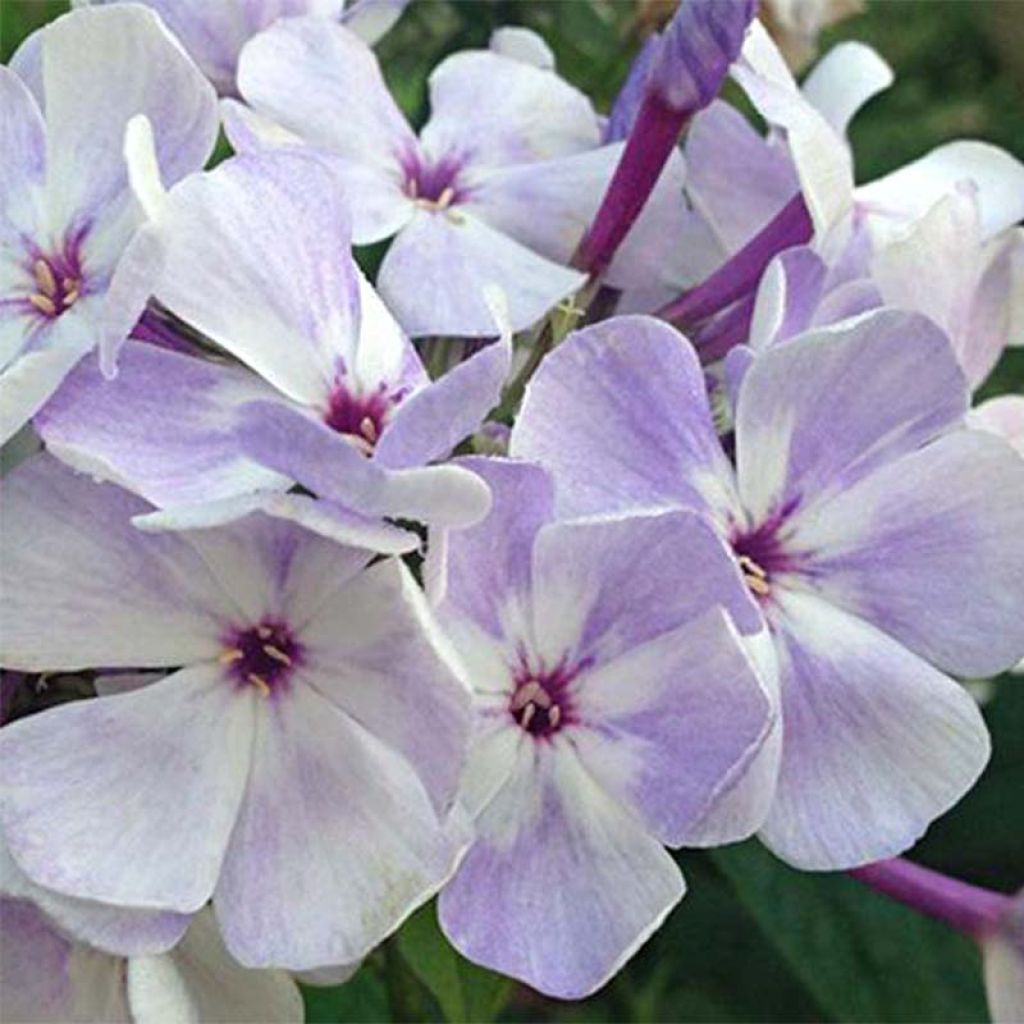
[691,292,757,365]
[658,193,813,325]
[576,91,685,278]
[130,308,197,355]
[849,858,1011,938]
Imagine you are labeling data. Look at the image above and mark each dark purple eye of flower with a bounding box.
[509,660,584,738]
[401,152,465,211]
[324,381,400,456]
[221,619,301,697]
[25,252,83,321]
[731,512,799,600]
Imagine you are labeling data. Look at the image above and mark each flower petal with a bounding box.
[420,50,599,168]
[734,309,967,524]
[40,5,217,232]
[299,558,471,813]
[126,909,303,1024]
[37,343,291,508]
[151,150,361,406]
[439,743,684,999]
[214,682,465,969]
[572,606,775,846]
[800,42,893,138]
[378,210,585,336]
[0,665,255,911]
[760,590,990,870]
[0,455,237,669]
[793,428,1024,678]
[512,316,736,522]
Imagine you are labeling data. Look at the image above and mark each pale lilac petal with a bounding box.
[222,99,415,244]
[39,5,217,232]
[342,0,409,46]
[0,333,91,446]
[760,590,990,870]
[734,309,967,524]
[375,335,510,469]
[792,429,1024,678]
[512,316,736,522]
[0,455,237,669]
[126,909,303,1024]
[237,17,415,177]
[151,150,360,406]
[0,898,87,1023]
[439,744,684,999]
[967,227,1024,384]
[214,683,465,969]
[37,344,291,507]
[0,835,190,956]
[0,665,255,911]
[419,50,599,168]
[0,67,46,228]
[685,100,800,253]
[858,141,1024,244]
[133,491,421,556]
[572,606,774,846]
[488,26,555,70]
[529,512,762,667]
[969,394,1024,455]
[748,246,828,350]
[378,210,585,336]
[85,0,344,96]
[800,42,893,137]
[731,21,853,233]
[299,559,471,813]
[236,400,492,527]
[430,457,555,636]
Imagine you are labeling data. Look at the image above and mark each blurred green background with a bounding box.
[2,1,1021,1020]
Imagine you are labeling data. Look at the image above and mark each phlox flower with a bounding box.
[0,900,303,1023]
[512,311,1024,870]
[36,148,508,550]
[0,455,470,969]
[222,20,686,335]
[75,0,408,96]
[430,458,778,998]
[0,4,217,445]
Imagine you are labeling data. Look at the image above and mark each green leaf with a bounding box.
[710,842,988,1023]
[301,962,391,1024]
[395,901,513,1023]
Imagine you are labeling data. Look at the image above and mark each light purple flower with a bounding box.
[0,901,304,1023]
[222,18,686,335]
[0,455,470,969]
[430,458,778,998]
[76,0,408,96]
[0,5,217,446]
[512,311,1024,870]
[37,149,507,549]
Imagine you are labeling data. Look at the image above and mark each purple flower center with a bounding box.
[509,660,583,738]
[401,152,466,209]
[731,515,797,600]
[23,246,84,321]
[324,380,401,456]
[221,619,301,697]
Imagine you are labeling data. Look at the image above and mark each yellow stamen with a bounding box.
[510,680,542,711]
[745,574,771,597]
[548,705,561,728]
[247,673,271,697]
[256,625,272,639]
[33,260,57,297]
[263,644,292,666]
[62,288,80,308]
[29,293,57,316]
[520,702,536,730]
[219,648,244,664]
[737,555,767,579]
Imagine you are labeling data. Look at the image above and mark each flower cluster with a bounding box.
[1,1,1022,1020]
